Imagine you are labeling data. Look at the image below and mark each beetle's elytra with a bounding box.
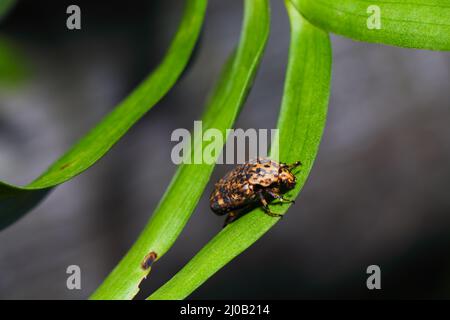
[209,158,301,226]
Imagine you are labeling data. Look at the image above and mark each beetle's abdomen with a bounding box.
[209,170,255,215]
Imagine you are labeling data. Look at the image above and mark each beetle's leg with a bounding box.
[223,212,237,228]
[258,191,283,218]
[267,190,295,204]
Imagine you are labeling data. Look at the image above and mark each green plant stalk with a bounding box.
[90,0,270,300]
[0,0,207,230]
[147,0,332,300]
[294,0,450,51]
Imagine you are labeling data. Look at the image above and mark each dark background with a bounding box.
[0,0,449,299]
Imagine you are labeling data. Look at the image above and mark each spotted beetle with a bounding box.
[209,158,301,226]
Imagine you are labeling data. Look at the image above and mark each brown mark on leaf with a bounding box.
[59,162,73,170]
[141,251,157,270]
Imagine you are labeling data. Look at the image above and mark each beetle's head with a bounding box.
[278,167,296,191]
[278,161,301,190]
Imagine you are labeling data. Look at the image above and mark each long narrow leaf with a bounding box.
[294,0,450,50]
[0,0,207,230]
[90,0,270,300]
[147,0,332,300]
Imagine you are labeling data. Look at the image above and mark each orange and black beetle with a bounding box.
[209,158,301,226]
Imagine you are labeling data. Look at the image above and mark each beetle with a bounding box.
[209,158,301,226]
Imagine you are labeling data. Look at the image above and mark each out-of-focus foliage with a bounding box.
[0,37,27,86]
[0,0,16,22]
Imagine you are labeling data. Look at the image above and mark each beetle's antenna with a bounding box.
[282,161,302,170]
[286,161,302,174]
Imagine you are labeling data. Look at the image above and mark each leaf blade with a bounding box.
[0,0,207,230]
[293,0,450,50]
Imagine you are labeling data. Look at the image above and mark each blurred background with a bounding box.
[0,0,449,299]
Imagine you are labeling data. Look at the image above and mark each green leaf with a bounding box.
[0,0,207,230]
[0,36,28,87]
[90,0,270,300]
[0,0,16,21]
[147,0,332,300]
[293,0,450,50]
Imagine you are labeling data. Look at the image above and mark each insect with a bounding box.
[209,158,301,226]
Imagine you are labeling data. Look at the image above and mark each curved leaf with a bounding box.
[90,0,270,300]
[0,0,207,230]
[293,0,450,50]
[147,0,332,300]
